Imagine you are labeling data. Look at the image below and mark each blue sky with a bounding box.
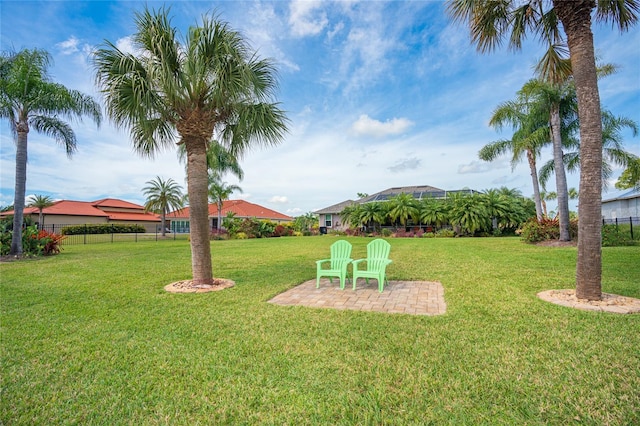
[1,1,639,216]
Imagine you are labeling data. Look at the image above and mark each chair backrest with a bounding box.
[366,239,391,270]
[330,240,352,268]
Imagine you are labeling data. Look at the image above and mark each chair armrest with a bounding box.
[316,259,331,266]
[352,259,366,266]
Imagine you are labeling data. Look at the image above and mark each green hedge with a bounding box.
[61,224,146,235]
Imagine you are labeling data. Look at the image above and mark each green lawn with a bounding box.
[1,237,639,424]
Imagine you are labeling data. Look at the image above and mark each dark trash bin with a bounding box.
[319,226,327,235]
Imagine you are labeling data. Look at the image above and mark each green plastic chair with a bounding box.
[352,239,392,292]
[316,240,353,290]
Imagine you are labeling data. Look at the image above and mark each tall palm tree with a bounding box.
[26,194,54,230]
[539,110,639,190]
[480,95,548,221]
[1,49,101,256]
[447,0,639,300]
[208,176,242,231]
[142,176,185,237]
[521,78,576,240]
[94,8,288,285]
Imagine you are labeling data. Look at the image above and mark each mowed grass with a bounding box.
[1,237,639,425]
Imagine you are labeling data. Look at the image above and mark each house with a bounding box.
[166,199,293,233]
[0,198,161,233]
[601,188,640,220]
[314,185,478,232]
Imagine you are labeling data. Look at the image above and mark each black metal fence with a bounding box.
[38,224,189,246]
[602,216,639,240]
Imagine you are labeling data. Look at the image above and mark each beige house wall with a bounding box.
[31,214,107,229]
[28,214,158,233]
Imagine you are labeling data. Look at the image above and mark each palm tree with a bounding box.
[1,49,101,256]
[26,194,54,230]
[179,140,244,181]
[520,78,576,240]
[481,189,514,230]
[208,176,242,231]
[358,202,386,233]
[418,197,450,230]
[447,0,639,300]
[142,177,185,237]
[448,193,490,235]
[387,193,419,228]
[480,94,548,221]
[539,110,639,190]
[94,7,288,285]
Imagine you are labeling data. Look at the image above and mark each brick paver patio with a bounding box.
[268,279,446,316]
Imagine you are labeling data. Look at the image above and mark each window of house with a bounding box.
[325,214,332,227]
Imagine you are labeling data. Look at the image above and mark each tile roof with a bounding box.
[92,198,145,209]
[0,199,159,222]
[167,199,292,221]
[314,200,358,214]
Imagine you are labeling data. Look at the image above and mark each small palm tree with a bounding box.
[1,48,101,255]
[418,197,449,230]
[208,176,242,231]
[142,177,185,237]
[387,193,419,228]
[27,194,54,229]
[94,7,287,285]
[448,193,490,235]
[359,202,386,233]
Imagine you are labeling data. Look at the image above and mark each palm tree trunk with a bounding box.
[10,125,28,255]
[554,0,602,300]
[161,209,166,237]
[526,150,544,221]
[550,103,571,241]
[185,138,214,285]
[217,201,222,231]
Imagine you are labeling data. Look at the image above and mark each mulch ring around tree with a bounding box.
[164,278,235,293]
[537,289,640,314]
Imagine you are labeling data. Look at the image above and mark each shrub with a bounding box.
[602,224,637,247]
[519,218,579,243]
[381,228,393,237]
[210,229,229,240]
[235,232,248,240]
[435,229,455,238]
[423,232,435,238]
[61,224,145,235]
[1,226,64,256]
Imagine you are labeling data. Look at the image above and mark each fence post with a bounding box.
[111,224,114,243]
[84,224,87,245]
[630,217,634,240]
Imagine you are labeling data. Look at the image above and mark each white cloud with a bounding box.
[115,36,136,55]
[56,36,80,54]
[388,157,421,173]
[458,160,495,174]
[351,115,414,137]
[289,0,328,37]
[269,195,289,203]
